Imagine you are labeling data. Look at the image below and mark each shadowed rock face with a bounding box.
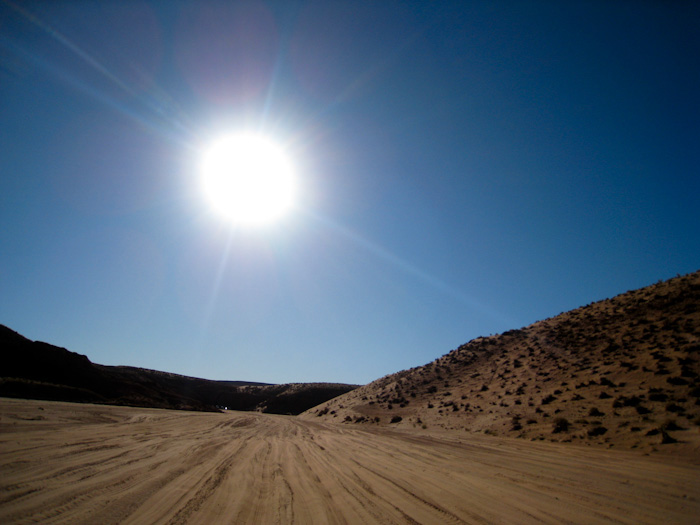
[0,325,357,414]
[302,270,700,451]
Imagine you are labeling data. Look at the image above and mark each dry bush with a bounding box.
[552,417,570,433]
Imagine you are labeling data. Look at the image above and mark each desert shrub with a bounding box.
[599,392,612,399]
[666,376,688,386]
[625,396,643,406]
[541,394,556,405]
[613,395,642,408]
[635,405,651,415]
[648,392,668,402]
[660,419,684,431]
[587,426,607,437]
[588,407,605,417]
[660,430,677,444]
[600,377,616,387]
[680,367,697,379]
[665,403,685,413]
[552,417,570,433]
[390,416,402,423]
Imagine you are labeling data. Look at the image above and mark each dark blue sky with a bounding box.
[1,1,698,384]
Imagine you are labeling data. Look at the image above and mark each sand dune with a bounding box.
[1,398,698,524]
[304,271,700,451]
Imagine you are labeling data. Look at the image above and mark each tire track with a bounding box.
[167,437,251,525]
[2,400,699,524]
[350,458,471,524]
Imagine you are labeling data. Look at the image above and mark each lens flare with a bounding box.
[201,133,295,226]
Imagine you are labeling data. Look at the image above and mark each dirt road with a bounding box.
[1,399,698,524]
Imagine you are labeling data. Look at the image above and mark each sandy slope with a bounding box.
[1,399,698,524]
[303,271,700,451]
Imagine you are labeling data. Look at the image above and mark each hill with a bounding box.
[0,325,357,414]
[301,271,700,451]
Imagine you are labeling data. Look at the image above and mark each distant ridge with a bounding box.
[0,325,357,414]
[302,271,700,451]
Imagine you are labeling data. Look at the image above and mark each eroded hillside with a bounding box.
[0,325,357,414]
[302,271,700,452]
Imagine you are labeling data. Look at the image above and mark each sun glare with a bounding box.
[200,133,295,226]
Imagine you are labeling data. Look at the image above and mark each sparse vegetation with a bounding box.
[302,271,699,451]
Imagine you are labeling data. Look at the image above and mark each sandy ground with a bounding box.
[1,398,698,524]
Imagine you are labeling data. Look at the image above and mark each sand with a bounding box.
[1,398,698,524]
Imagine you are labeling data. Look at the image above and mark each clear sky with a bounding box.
[1,1,698,385]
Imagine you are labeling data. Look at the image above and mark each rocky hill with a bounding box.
[301,271,700,451]
[0,325,357,414]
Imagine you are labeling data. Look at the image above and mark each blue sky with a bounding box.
[1,1,698,385]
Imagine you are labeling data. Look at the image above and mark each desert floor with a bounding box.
[1,398,698,524]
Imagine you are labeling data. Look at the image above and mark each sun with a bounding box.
[200,133,296,226]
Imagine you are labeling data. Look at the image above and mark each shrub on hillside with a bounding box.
[541,394,556,405]
[552,417,570,433]
[587,426,607,437]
